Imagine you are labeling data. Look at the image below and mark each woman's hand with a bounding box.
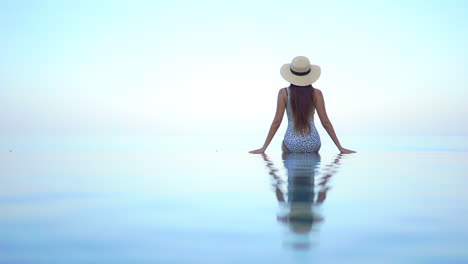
[339,147,356,154]
[249,148,265,154]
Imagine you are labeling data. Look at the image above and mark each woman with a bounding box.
[249,56,355,154]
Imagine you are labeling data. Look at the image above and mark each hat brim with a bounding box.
[280,64,321,86]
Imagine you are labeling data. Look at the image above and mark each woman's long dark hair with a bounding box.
[289,84,315,136]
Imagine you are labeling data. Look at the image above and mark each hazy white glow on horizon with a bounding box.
[1,0,468,140]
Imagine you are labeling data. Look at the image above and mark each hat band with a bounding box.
[290,66,311,76]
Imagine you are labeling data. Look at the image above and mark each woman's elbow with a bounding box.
[321,121,332,128]
[272,120,282,128]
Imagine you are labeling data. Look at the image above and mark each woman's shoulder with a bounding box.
[277,87,288,103]
[313,87,323,96]
[312,88,323,105]
[278,87,288,95]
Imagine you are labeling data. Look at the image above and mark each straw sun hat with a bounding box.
[280,56,321,86]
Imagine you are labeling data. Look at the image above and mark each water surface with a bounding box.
[1,144,468,263]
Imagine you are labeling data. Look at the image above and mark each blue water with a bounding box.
[1,135,468,263]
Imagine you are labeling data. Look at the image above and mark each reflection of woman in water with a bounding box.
[262,152,344,248]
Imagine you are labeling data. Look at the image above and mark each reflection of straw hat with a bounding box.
[280,56,321,86]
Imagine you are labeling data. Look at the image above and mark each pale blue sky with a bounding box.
[1,0,468,143]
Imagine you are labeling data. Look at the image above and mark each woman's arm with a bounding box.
[249,88,287,154]
[314,89,356,154]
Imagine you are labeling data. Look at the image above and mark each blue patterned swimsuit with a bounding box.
[283,86,321,153]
